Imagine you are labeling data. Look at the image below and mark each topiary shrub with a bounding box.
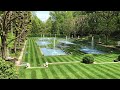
[82,54,94,64]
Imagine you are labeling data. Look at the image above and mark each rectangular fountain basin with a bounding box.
[59,41,74,44]
[80,47,105,54]
[36,41,51,46]
[40,48,67,56]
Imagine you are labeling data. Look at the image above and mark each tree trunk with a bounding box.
[11,22,13,37]
[6,47,9,57]
[105,35,108,45]
[14,31,18,53]
[18,34,21,46]
[1,35,7,59]
[18,38,20,46]
[74,31,76,38]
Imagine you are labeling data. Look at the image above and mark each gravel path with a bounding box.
[15,40,27,66]
[94,61,120,64]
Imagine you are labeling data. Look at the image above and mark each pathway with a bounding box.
[15,40,27,66]
[26,61,120,69]
[94,61,120,64]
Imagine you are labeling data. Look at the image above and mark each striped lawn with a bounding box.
[19,63,120,79]
[19,37,120,79]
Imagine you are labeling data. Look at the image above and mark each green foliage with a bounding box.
[117,55,120,61]
[0,58,18,79]
[50,11,74,35]
[82,54,94,64]
[31,15,45,35]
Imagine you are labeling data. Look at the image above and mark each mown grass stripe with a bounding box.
[79,64,100,79]
[54,66,66,79]
[94,55,114,63]
[31,39,35,66]
[31,70,37,79]
[64,64,82,79]
[32,39,37,67]
[45,57,53,63]
[66,56,76,61]
[50,56,58,62]
[104,64,120,78]
[91,64,115,79]
[57,56,77,63]
[47,65,60,79]
[51,57,60,62]
[111,63,120,67]
[40,68,49,79]
[19,68,26,79]
[56,65,72,79]
[63,56,72,62]
[44,68,54,79]
[25,70,31,79]
[49,64,70,79]
[56,56,66,62]
[68,64,87,79]
[95,57,108,62]
[72,64,95,79]
[35,44,42,65]
[36,47,44,64]
[33,39,40,66]
[98,64,120,79]
[24,40,29,62]
[43,57,48,63]
[22,41,26,62]
[35,69,43,79]
[33,38,40,66]
[73,56,81,61]
[27,39,31,63]
[53,56,63,62]
[62,56,71,62]
[82,64,107,79]
[36,48,44,65]
[30,39,34,66]
[66,56,76,62]
[31,38,36,66]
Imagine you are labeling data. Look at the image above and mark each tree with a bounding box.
[45,17,52,35]
[31,14,44,36]
[62,11,75,37]
[74,14,88,37]
[50,11,75,37]
[12,11,32,53]
[0,11,32,59]
[50,11,66,35]
[87,11,99,36]
[0,11,17,59]
[97,11,115,45]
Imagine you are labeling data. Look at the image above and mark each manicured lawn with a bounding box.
[19,37,120,79]
[19,63,120,79]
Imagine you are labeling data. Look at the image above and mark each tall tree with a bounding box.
[0,11,32,59]
[31,14,44,36]
[97,11,115,44]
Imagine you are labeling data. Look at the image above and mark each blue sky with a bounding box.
[36,11,50,22]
